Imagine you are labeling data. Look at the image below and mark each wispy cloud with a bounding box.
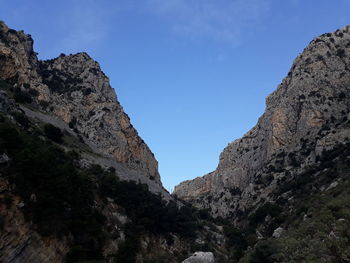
[290,0,300,6]
[40,0,271,55]
[143,0,271,44]
[57,0,116,53]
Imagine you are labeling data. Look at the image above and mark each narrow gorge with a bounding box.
[0,21,350,263]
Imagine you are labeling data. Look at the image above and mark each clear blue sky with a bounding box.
[1,0,349,191]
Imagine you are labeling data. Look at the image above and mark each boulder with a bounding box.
[272,227,284,238]
[182,252,215,263]
[0,153,10,164]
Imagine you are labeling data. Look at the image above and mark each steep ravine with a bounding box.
[1,20,350,263]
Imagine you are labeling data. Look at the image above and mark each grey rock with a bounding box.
[174,25,350,218]
[16,202,25,208]
[0,153,10,164]
[272,227,284,238]
[182,252,215,263]
[256,230,264,240]
[326,181,339,191]
[30,193,36,202]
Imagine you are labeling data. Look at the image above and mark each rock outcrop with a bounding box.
[174,25,350,218]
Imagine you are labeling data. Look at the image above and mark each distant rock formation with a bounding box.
[174,25,350,218]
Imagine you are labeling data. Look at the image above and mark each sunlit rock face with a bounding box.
[174,25,350,218]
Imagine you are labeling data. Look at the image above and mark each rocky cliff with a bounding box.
[174,25,350,218]
[0,20,161,186]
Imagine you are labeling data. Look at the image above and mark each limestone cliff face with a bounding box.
[0,21,160,184]
[174,25,350,217]
[0,21,174,263]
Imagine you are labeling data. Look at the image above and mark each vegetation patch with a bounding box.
[0,115,205,262]
[238,142,350,263]
[0,120,105,262]
[43,123,63,143]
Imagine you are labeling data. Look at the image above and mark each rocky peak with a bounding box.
[0,21,162,186]
[0,21,35,58]
[0,21,38,84]
[174,25,350,217]
[39,52,113,100]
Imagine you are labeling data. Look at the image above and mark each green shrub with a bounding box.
[29,88,39,97]
[196,208,211,220]
[229,187,242,196]
[250,240,279,263]
[0,122,22,153]
[143,253,170,263]
[98,172,198,238]
[14,89,33,103]
[249,203,282,225]
[41,68,83,93]
[288,152,300,167]
[39,100,50,109]
[0,194,13,208]
[114,235,140,263]
[224,226,247,260]
[0,215,4,231]
[0,79,12,90]
[65,245,104,263]
[337,49,346,58]
[44,123,63,143]
[338,92,346,99]
[12,112,30,128]
[0,120,105,261]
[69,117,77,129]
